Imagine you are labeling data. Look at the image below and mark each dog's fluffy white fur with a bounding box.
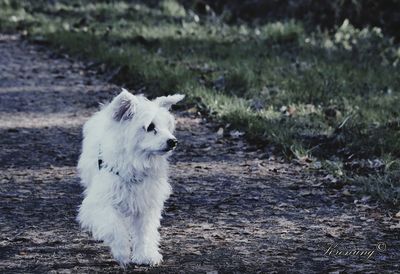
[77,89,184,266]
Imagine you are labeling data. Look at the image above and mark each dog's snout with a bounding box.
[167,138,178,150]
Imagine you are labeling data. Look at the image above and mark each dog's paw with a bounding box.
[111,245,131,267]
[131,252,163,266]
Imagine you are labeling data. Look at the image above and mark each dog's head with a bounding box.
[109,89,184,157]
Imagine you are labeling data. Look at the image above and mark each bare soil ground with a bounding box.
[0,34,399,273]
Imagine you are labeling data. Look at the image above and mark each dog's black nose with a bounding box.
[167,138,178,150]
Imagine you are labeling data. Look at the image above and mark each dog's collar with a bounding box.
[98,158,120,176]
[98,147,141,184]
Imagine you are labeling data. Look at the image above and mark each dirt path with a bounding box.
[0,34,399,273]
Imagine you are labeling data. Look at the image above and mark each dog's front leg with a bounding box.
[78,191,131,266]
[130,207,163,266]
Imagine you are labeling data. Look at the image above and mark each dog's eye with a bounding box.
[147,122,155,132]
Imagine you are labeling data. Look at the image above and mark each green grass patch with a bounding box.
[1,0,400,205]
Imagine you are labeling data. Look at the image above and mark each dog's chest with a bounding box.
[113,177,171,216]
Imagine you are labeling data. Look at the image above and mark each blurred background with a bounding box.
[186,0,400,38]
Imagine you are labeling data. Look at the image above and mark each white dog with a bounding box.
[77,88,184,266]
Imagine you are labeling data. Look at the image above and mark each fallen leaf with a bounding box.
[342,189,351,196]
[186,107,198,113]
[300,190,312,196]
[389,222,400,229]
[230,130,244,138]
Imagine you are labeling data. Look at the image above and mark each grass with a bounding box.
[1,0,400,206]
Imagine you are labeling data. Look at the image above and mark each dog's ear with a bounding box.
[112,88,138,122]
[154,94,185,110]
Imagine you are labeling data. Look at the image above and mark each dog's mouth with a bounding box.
[148,142,178,156]
[162,141,178,153]
[151,148,174,156]
[161,147,175,153]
